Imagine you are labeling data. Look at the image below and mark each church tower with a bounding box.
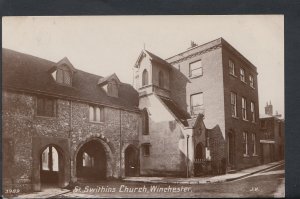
[133,50,172,99]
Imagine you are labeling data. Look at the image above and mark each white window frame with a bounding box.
[242,97,247,120]
[231,92,237,117]
[189,60,203,78]
[229,59,235,76]
[191,92,204,115]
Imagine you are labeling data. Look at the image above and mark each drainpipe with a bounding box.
[186,135,190,178]
[119,109,122,178]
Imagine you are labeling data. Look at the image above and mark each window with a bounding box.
[142,109,149,135]
[242,97,247,120]
[142,144,150,156]
[252,133,257,155]
[230,92,237,117]
[82,152,94,167]
[42,146,59,171]
[191,93,204,115]
[243,132,248,156]
[229,59,235,76]
[56,68,71,86]
[107,80,119,97]
[37,96,56,117]
[142,69,149,86]
[249,75,254,88]
[240,68,245,82]
[89,106,104,122]
[158,71,164,88]
[251,102,255,122]
[189,60,203,77]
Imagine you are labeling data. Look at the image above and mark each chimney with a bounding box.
[265,101,273,116]
[188,41,198,49]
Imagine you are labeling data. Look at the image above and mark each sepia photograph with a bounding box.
[2,15,284,198]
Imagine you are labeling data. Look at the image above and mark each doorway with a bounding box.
[125,146,139,177]
[76,140,107,182]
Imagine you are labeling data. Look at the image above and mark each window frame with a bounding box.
[142,109,149,135]
[190,92,204,115]
[229,59,236,76]
[240,68,245,82]
[189,60,203,78]
[142,144,150,157]
[242,97,247,120]
[250,101,255,123]
[142,69,149,86]
[36,96,56,118]
[249,75,254,88]
[230,92,237,117]
[56,68,72,86]
[243,132,249,156]
[89,105,105,123]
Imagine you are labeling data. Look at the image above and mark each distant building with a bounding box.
[259,101,285,164]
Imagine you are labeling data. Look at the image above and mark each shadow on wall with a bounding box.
[208,125,227,175]
[170,66,191,114]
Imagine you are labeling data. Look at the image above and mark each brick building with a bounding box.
[2,49,141,192]
[133,38,261,173]
[259,102,285,164]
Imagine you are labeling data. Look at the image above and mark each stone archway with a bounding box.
[74,137,114,182]
[124,145,139,177]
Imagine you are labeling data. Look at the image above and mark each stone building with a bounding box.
[259,102,285,164]
[3,37,262,192]
[2,49,141,192]
[133,38,261,173]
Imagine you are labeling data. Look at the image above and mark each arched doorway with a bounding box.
[40,145,64,189]
[76,140,107,182]
[194,143,204,176]
[228,132,235,168]
[125,146,139,177]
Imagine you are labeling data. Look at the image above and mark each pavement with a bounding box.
[13,188,70,198]
[123,160,284,185]
[13,160,284,198]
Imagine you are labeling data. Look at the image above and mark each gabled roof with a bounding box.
[48,57,77,73]
[158,96,191,126]
[134,50,173,69]
[187,114,205,128]
[2,48,139,111]
[97,73,121,86]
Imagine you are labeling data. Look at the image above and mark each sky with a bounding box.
[2,15,284,117]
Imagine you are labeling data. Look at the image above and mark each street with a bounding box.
[53,164,284,198]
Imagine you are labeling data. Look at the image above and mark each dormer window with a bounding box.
[98,73,121,98]
[51,57,76,86]
[107,79,119,98]
[55,67,72,85]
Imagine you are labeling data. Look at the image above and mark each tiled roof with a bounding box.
[2,48,139,111]
[158,96,191,126]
